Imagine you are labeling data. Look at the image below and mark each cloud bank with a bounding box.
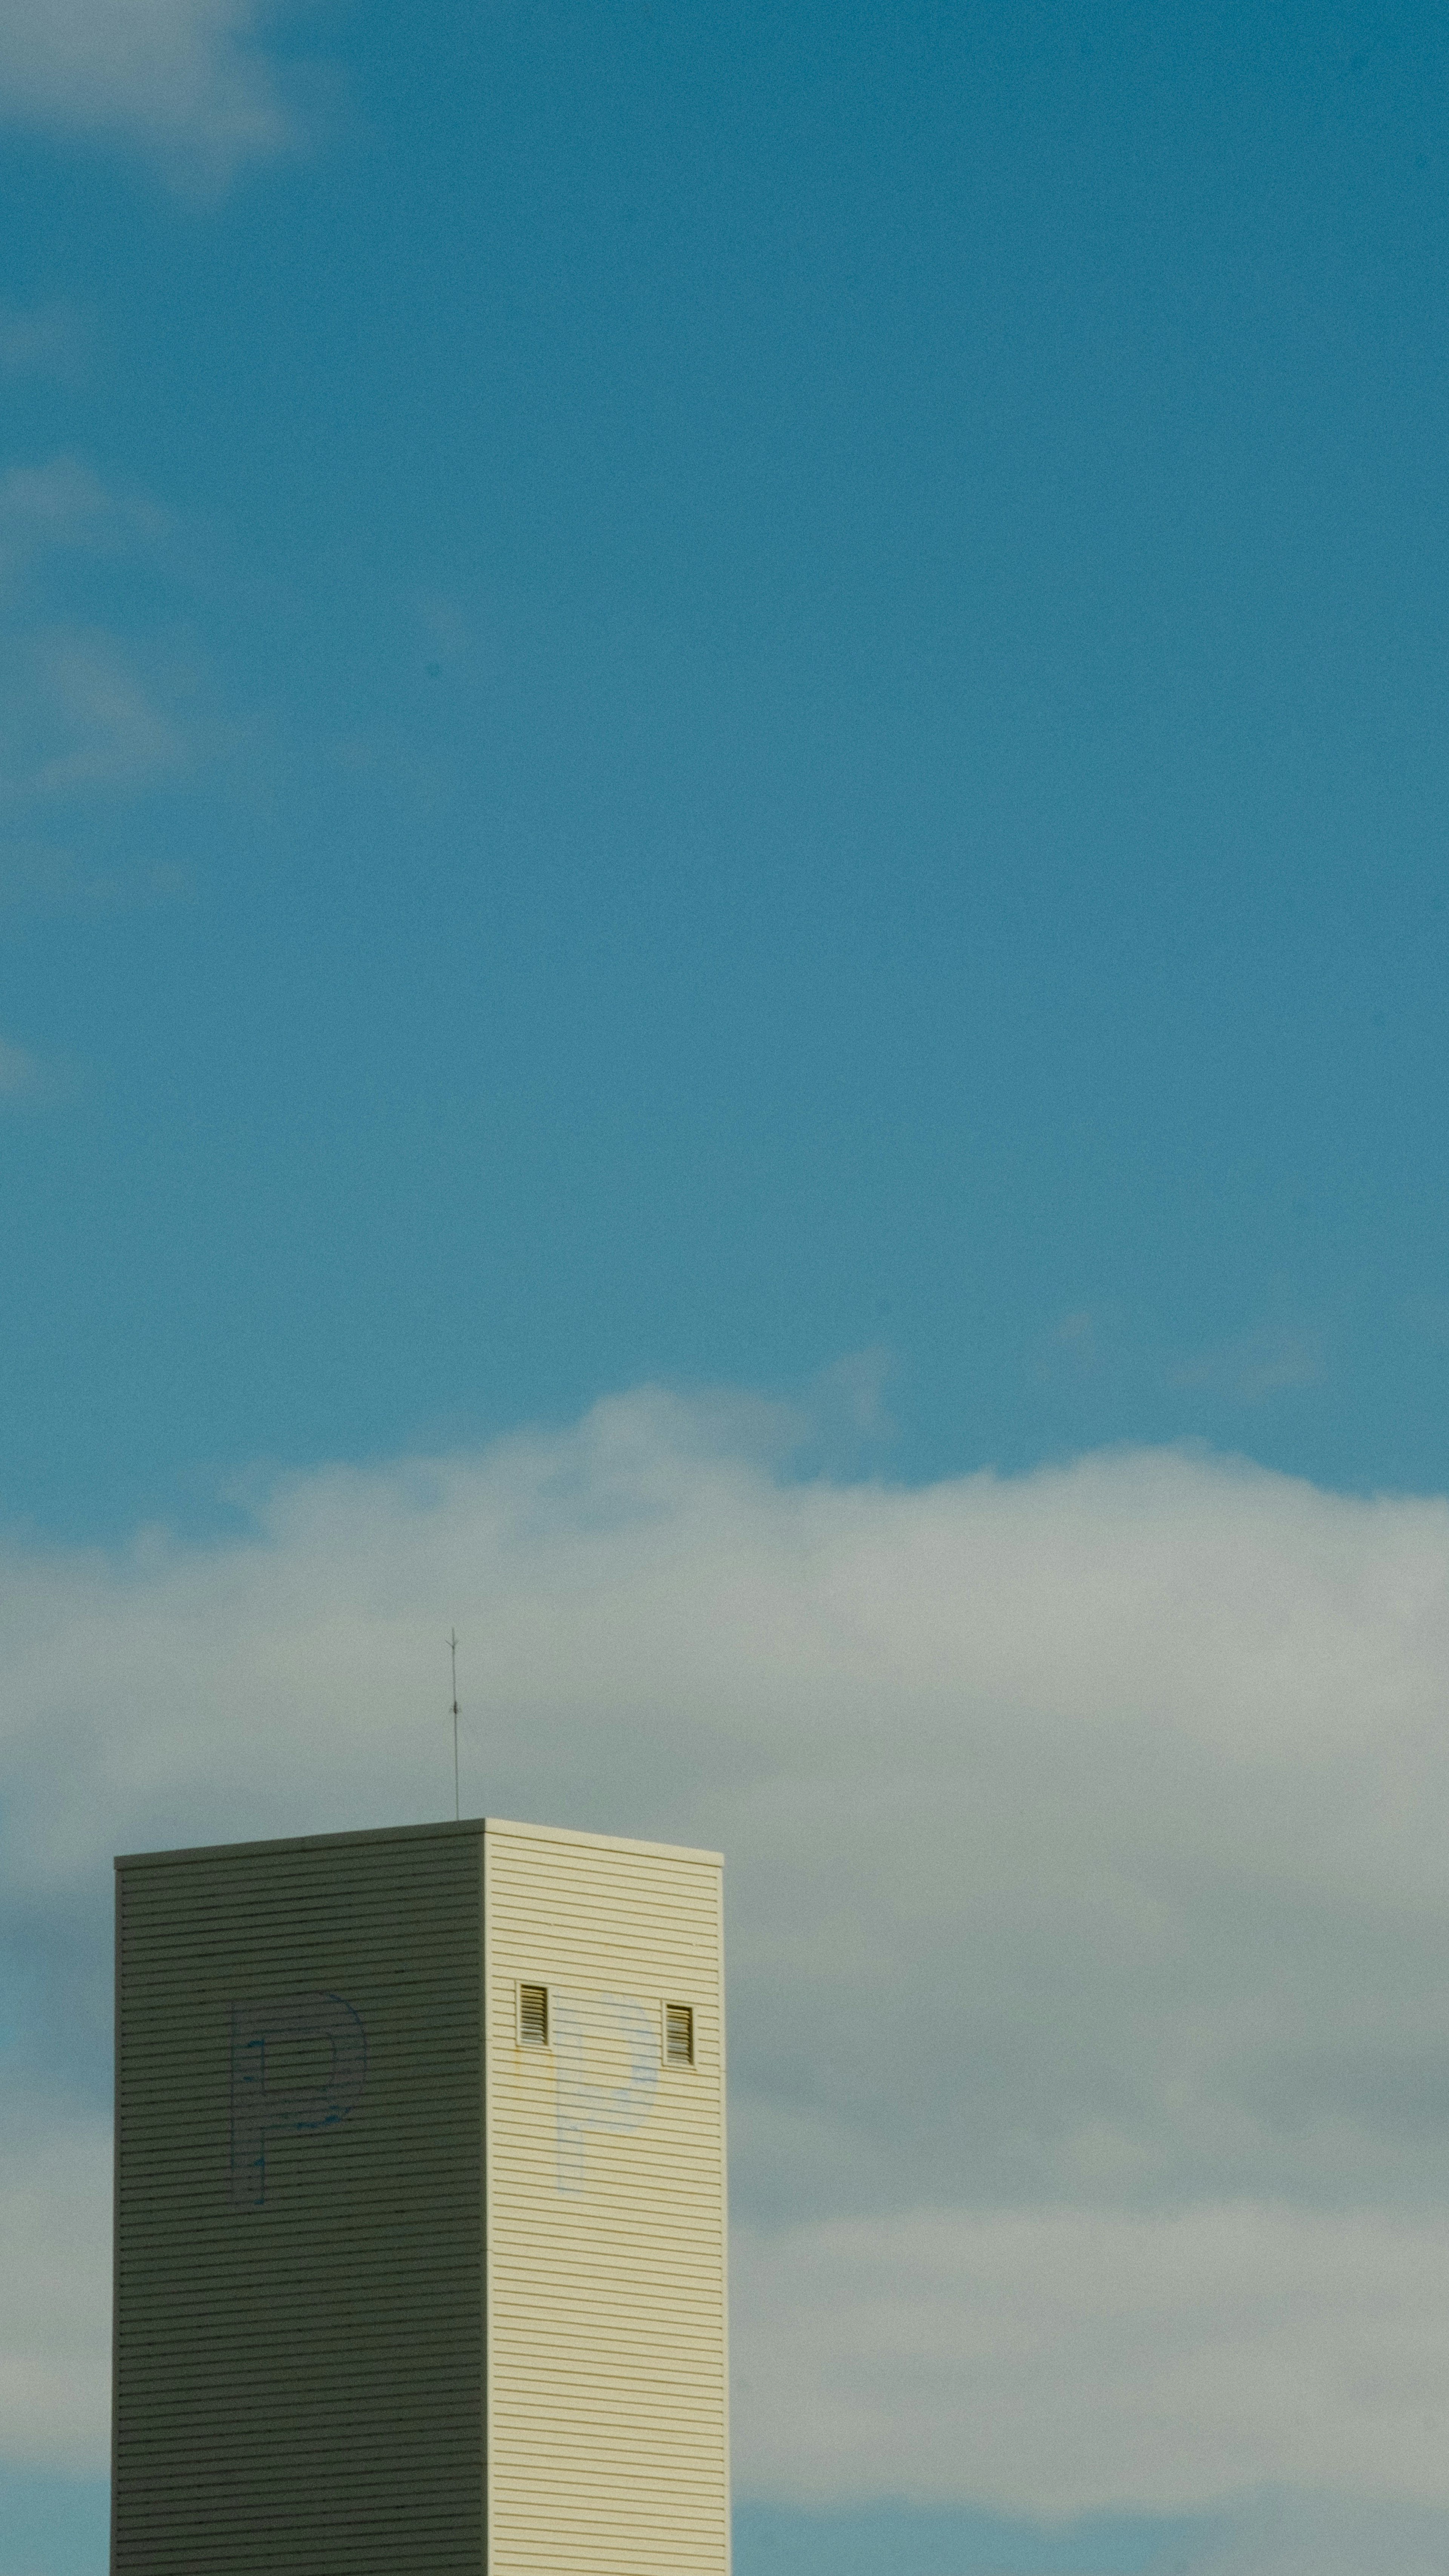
[5,1387,1449,2560]
[0,2114,109,2473]
[735,2202,1449,2512]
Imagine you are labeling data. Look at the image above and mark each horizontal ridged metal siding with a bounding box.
[114,1826,486,2574]
[485,1822,729,2576]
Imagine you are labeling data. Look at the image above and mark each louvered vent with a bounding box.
[518,1982,549,2046]
[664,2002,694,2067]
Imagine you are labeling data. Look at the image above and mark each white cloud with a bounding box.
[0,2103,109,2474]
[733,2203,1449,2512]
[0,0,304,189]
[7,1393,1449,2515]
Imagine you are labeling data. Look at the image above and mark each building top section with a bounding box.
[114,1813,724,1873]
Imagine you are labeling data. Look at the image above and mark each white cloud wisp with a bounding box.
[0,0,305,188]
[0,455,199,806]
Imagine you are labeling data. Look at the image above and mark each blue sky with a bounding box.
[5,7,1449,2573]
[3,0,1449,1537]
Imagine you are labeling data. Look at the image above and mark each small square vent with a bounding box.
[664,2002,694,2066]
[518,1982,549,2047]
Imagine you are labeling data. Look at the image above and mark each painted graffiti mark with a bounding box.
[229,1992,368,2210]
[552,1991,658,2194]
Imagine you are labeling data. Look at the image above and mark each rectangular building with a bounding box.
[112,1816,729,2575]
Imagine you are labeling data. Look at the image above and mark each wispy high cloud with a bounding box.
[0,1033,38,1095]
[6,1392,1449,2556]
[0,837,192,912]
[0,303,90,385]
[1171,1319,1327,1402]
[27,631,189,792]
[0,455,165,587]
[0,1,309,191]
[0,456,200,801]
[0,625,195,803]
[0,1030,75,1108]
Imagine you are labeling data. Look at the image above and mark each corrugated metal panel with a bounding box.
[484,1820,729,2576]
[113,1824,486,2574]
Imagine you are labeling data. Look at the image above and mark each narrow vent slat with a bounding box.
[518,1981,549,2046]
[665,2002,694,2066]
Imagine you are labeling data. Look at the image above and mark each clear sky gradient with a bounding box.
[3,9,1449,2574]
[4,0,1449,1536]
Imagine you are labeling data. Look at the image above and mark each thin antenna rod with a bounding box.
[449,1628,460,1823]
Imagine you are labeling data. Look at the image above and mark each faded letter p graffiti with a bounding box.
[552,1991,657,2195]
[229,1992,367,2211]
